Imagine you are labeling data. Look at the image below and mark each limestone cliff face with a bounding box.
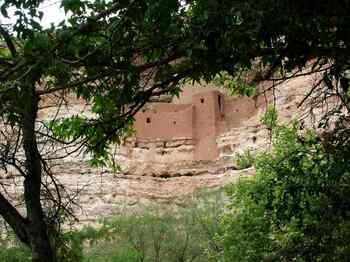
[15,73,331,177]
[1,73,335,224]
[37,73,326,175]
[115,73,332,176]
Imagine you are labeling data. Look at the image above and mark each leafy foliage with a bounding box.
[218,123,350,261]
[0,191,226,262]
[212,71,256,97]
[0,246,31,262]
[260,104,278,131]
[233,150,255,170]
[77,192,224,262]
[0,229,31,262]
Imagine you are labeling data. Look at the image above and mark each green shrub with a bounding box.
[218,123,350,261]
[212,71,256,97]
[0,190,226,262]
[260,104,278,131]
[66,190,226,262]
[0,246,31,262]
[233,150,255,169]
[218,175,277,261]
[0,227,84,262]
[0,226,31,262]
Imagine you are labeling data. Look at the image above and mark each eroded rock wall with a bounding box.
[1,72,337,225]
[117,73,334,173]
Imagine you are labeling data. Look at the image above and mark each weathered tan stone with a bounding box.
[176,145,194,154]
[221,144,233,155]
[165,139,193,148]
[136,142,150,149]
[20,73,336,226]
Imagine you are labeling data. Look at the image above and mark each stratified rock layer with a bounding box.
[0,73,336,224]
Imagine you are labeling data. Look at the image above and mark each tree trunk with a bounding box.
[22,82,55,262]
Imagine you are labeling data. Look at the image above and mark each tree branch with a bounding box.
[0,191,29,245]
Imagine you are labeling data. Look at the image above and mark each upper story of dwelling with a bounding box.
[133,83,259,144]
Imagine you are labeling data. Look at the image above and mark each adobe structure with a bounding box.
[127,84,259,161]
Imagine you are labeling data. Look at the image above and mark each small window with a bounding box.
[218,95,223,113]
[146,117,151,123]
[200,98,205,103]
[252,136,257,143]
[173,121,176,125]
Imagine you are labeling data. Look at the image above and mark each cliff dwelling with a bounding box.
[121,84,260,163]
